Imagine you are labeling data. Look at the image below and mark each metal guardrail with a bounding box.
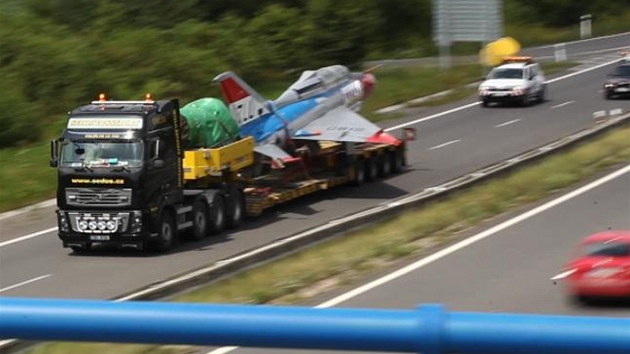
[1,297,629,354]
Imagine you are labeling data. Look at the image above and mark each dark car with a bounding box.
[603,64,630,99]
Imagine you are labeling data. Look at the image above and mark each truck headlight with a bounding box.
[131,211,142,233]
[59,213,70,232]
[88,221,97,230]
[78,220,88,231]
[106,220,117,230]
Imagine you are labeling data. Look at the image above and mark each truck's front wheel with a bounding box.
[152,212,176,253]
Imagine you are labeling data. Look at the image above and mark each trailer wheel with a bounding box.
[378,153,392,177]
[151,211,176,253]
[208,194,226,235]
[365,156,379,182]
[350,159,365,186]
[226,189,244,229]
[390,149,404,173]
[189,198,209,241]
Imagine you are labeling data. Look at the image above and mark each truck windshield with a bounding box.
[60,141,144,168]
[489,68,524,79]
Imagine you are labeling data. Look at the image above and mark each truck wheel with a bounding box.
[208,194,226,235]
[365,156,379,182]
[152,211,176,253]
[378,153,392,177]
[189,198,209,241]
[226,189,244,229]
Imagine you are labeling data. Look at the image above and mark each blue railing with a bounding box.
[1,297,629,353]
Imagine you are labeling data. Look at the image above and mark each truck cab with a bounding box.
[50,95,184,252]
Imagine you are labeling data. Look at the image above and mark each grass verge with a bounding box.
[27,124,630,354]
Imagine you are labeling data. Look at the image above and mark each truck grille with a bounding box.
[65,188,132,207]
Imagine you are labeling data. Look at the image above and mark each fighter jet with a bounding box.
[213,65,400,161]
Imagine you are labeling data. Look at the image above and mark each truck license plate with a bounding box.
[90,235,110,241]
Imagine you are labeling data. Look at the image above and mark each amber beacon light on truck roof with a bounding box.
[92,93,157,105]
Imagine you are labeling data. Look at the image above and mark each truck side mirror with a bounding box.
[151,139,164,168]
[152,139,161,159]
[50,140,59,167]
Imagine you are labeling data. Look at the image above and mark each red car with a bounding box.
[561,230,630,303]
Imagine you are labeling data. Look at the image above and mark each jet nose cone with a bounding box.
[361,73,376,98]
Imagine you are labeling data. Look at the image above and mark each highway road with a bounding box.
[206,164,630,354]
[0,33,629,301]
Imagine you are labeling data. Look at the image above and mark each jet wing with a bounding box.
[254,144,292,160]
[291,106,381,142]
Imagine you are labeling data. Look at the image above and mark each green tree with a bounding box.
[372,0,431,52]
[304,0,382,67]
[246,5,308,71]
[0,84,40,148]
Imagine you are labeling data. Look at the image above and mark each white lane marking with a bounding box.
[0,274,52,293]
[494,119,521,128]
[546,58,623,84]
[386,102,480,131]
[0,227,57,248]
[206,163,630,354]
[550,268,577,281]
[551,101,575,109]
[385,57,623,132]
[428,139,460,150]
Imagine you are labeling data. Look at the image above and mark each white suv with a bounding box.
[478,56,547,107]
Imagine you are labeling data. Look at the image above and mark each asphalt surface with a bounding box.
[0,33,629,300]
[207,165,630,354]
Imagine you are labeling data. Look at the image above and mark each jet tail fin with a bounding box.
[213,72,271,126]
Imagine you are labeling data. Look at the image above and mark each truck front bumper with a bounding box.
[56,209,150,249]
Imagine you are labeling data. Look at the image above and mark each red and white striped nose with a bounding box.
[361,73,376,98]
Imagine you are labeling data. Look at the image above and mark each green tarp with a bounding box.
[181,98,240,148]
